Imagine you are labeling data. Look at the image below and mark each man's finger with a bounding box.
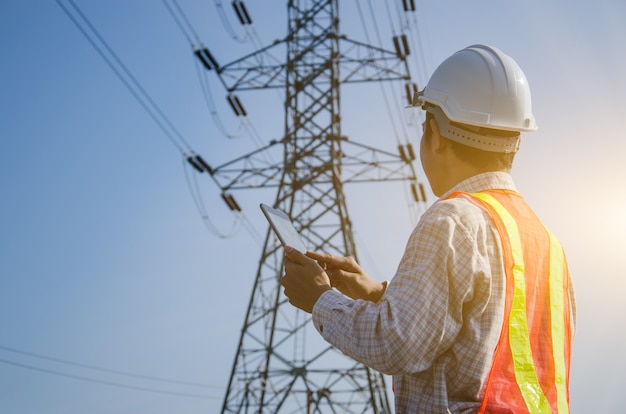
[285,246,315,266]
[306,251,350,269]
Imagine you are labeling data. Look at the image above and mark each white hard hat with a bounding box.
[412,45,537,133]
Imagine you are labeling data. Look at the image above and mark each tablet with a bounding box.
[260,203,307,252]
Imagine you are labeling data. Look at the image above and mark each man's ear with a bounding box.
[429,117,445,153]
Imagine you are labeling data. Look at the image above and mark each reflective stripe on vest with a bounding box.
[447,190,572,414]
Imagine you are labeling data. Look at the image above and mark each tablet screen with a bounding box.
[260,204,307,252]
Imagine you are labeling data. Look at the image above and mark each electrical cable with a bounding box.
[354,0,373,44]
[366,0,413,144]
[161,0,273,239]
[169,0,203,45]
[391,0,430,153]
[366,0,424,159]
[364,0,385,47]
[0,358,218,400]
[383,0,398,36]
[410,5,429,82]
[213,0,248,43]
[163,0,278,166]
[191,48,277,165]
[182,156,241,239]
[354,0,428,215]
[392,0,407,32]
[394,0,431,217]
[161,0,195,46]
[212,0,278,71]
[212,0,267,53]
[240,117,275,164]
[57,0,251,239]
[386,0,429,142]
[354,1,403,145]
[193,57,246,139]
[395,0,429,87]
[183,157,265,246]
[0,344,216,388]
[239,213,264,247]
[56,0,193,155]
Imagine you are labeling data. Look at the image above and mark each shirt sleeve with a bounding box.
[312,200,488,375]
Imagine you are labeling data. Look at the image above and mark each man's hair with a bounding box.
[425,111,517,172]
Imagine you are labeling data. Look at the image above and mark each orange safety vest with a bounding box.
[447,189,573,414]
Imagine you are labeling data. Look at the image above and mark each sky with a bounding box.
[1,0,625,412]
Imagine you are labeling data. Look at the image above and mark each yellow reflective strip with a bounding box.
[472,192,551,413]
[548,229,569,413]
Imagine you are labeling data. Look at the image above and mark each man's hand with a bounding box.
[305,251,386,303]
[282,246,332,313]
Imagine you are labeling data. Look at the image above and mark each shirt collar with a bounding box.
[440,171,517,200]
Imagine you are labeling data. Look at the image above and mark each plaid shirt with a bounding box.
[313,172,576,413]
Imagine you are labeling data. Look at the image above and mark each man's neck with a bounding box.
[437,164,508,197]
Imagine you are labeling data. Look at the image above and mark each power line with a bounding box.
[163,0,276,161]
[182,156,242,239]
[56,0,250,235]
[161,0,203,47]
[0,344,217,388]
[55,0,194,154]
[182,156,265,245]
[170,0,203,45]
[351,1,426,223]
[0,358,218,400]
[192,57,246,139]
[212,0,248,43]
[211,0,265,51]
[161,0,194,46]
[354,1,403,145]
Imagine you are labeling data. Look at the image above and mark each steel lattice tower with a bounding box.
[198,1,426,412]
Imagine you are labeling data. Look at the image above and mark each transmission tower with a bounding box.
[195,1,427,412]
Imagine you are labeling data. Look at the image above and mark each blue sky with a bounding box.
[1,1,625,412]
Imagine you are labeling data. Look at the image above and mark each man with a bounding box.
[281,45,575,413]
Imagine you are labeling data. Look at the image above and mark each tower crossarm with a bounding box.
[216,38,289,91]
[212,35,410,92]
[209,137,417,191]
[338,36,411,83]
[209,139,285,191]
[339,139,417,183]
